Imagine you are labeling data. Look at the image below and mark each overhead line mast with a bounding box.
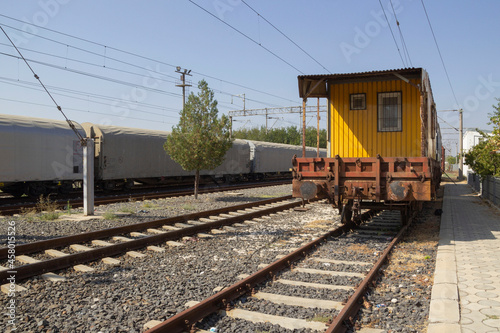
[1,24,94,215]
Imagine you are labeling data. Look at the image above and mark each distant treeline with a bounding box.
[232,126,327,148]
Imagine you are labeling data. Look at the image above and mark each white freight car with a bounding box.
[250,140,327,175]
[0,114,84,196]
[81,123,251,188]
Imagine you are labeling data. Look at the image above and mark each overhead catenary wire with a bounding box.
[186,0,305,74]
[0,51,183,98]
[0,78,180,118]
[377,0,406,67]
[0,41,180,87]
[437,115,459,131]
[420,0,459,106]
[0,25,292,111]
[0,25,85,143]
[0,96,177,126]
[389,0,412,67]
[240,0,331,73]
[0,14,298,104]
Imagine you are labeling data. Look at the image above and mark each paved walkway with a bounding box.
[428,183,500,333]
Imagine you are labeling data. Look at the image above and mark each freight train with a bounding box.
[292,68,442,223]
[0,114,326,197]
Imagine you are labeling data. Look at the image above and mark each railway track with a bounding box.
[0,180,290,216]
[142,209,413,333]
[0,194,303,284]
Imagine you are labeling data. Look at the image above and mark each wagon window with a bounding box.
[350,93,366,110]
[378,92,402,132]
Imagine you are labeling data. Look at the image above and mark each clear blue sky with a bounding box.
[1,1,499,156]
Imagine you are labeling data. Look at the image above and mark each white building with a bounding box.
[463,129,493,175]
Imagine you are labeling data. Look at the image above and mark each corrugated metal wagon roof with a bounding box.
[298,67,424,98]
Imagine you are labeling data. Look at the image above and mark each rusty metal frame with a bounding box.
[292,156,441,203]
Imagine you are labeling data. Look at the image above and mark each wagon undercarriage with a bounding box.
[292,155,441,223]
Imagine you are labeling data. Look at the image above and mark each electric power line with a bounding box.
[0,96,177,126]
[0,78,179,118]
[241,0,331,73]
[0,25,84,142]
[378,0,406,67]
[420,0,459,106]
[0,22,294,109]
[0,14,300,105]
[186,0,305,74]
[389,0,412,67]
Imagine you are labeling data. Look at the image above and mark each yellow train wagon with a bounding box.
[292,68,442,222]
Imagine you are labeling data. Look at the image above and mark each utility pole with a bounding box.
[459,108,464,180]
[175,67,192,109]
[83,138,94,216]
[438,109,464,179]
[302,99,307,157]
[265,108,268,134]
[317,97,320,157]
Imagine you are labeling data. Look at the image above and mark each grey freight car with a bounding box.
[249,140,327,176]
[0,114,84,196]
[81,123,251,189]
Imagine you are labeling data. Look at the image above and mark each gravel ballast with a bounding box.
[0,184,442,332]
[0,185,292,245]
[1,185,342,332]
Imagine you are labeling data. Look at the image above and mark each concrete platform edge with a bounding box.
[427,184,460,329]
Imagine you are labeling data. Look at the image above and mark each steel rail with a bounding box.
[145,220,357,333]
[0,196,293,260]
[325,213,414,332]
[0,180,291,215]
[0,197,302,285]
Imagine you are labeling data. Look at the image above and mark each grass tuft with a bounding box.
[103,212,118,220]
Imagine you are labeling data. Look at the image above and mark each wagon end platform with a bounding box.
[292,155,441,209]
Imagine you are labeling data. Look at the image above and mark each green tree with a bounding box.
[446,155,457,165]
[164,80,232,198]
[464,99,500,177]
[487,98,500,152]
[465,139,500,177]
